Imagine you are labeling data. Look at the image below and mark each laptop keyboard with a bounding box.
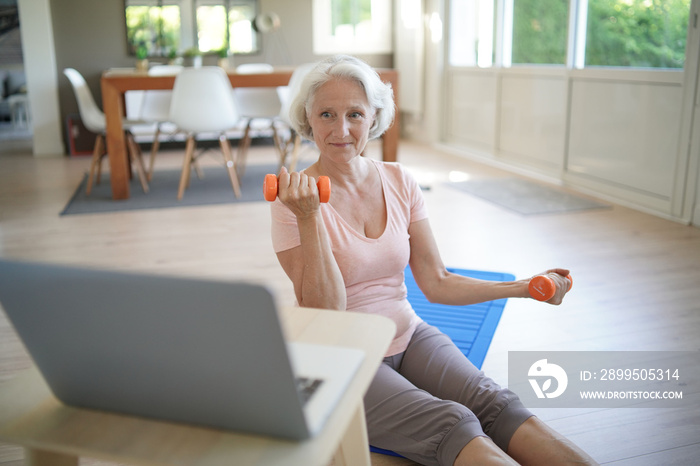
[296,377,324,404]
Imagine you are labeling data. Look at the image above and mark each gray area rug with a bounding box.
[447,177,610,215]
[61,163,294,215]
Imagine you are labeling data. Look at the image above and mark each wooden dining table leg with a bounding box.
[101,76,132,200]
[381,70,399,163]
[381,127,398,163]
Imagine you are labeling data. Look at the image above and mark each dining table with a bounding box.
[100,67,400,200]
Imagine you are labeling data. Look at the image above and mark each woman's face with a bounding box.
[307,78,376,162]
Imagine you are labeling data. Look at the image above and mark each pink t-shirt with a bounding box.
[270,159,429,356]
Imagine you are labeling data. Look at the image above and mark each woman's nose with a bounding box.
[331,118,350,136]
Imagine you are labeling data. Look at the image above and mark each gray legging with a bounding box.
[364,322,533,466]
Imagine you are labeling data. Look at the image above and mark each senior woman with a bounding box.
[270,55,596,466]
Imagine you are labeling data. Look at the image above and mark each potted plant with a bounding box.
[135,44,149,72]
[167,47,182,66]
[183,47,202,68]
[217,47,231,69]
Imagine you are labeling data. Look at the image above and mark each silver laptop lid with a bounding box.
[0,259,311,439]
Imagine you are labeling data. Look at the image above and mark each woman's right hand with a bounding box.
[276,167,323,220]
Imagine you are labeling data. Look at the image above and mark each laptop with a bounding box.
[0,259,365,440]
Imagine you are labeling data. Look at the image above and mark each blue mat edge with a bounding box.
[370,266,514,458]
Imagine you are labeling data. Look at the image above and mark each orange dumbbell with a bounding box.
[528,274,573,301]
[263,174,331,203]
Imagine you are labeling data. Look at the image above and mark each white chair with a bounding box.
[274,63,316,172]
[7,93,31,129]
[233,63,283,174]
[169,66,243,201]
[63,68,149,195]
[140,64,184,180]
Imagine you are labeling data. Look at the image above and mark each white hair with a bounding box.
[288,55,395,141]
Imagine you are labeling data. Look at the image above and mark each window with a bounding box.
[125,1,182,57]
[448,0,692,70]
[449,0,496,67]
[228,4,257,53]
[195,0,257,54]
[125,0,258,57]
[195,3,227,52]
[313,0,392,54]
[511,0,569,65]
[584,0,691,68]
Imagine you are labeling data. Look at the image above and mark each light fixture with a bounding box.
[252,12,290,65]
[253,12,281,33]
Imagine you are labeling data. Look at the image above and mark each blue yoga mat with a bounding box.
[370,267,514,458]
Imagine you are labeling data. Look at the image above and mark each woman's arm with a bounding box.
[407,218,571,305]
[275,169,346,310]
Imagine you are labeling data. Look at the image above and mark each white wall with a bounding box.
[684,0,700,226]
[566,71,684,215]
[18,0,63,156]
[691,69,700,227]
[693,105,700,227]
[446,70,498,154]
[499,72,568,170]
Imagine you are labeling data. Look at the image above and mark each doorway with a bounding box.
[0,0,32,149]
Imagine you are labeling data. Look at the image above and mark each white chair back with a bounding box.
[63,68,106,134]
[140,64,184,122]
[125,91,144,120]
[278,63,316,126]
[169,67,240,134]
[236,63,274,74]
[150,64,186,75]
[233,63,281,119]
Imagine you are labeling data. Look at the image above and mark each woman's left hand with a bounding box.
[532,268,571,305]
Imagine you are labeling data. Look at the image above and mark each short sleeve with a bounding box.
[383,161,428,224]
[270,199,301,253]
[404,167,428,223]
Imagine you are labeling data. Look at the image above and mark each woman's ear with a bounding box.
[369,110,379,136]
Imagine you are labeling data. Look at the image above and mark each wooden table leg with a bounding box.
[25,448,79,466]
[101,77,131,200]
[333,402,371,466]
[382,124,399,162]
[380,70,399,163]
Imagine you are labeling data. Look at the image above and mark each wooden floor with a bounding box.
[0,138,698,465]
